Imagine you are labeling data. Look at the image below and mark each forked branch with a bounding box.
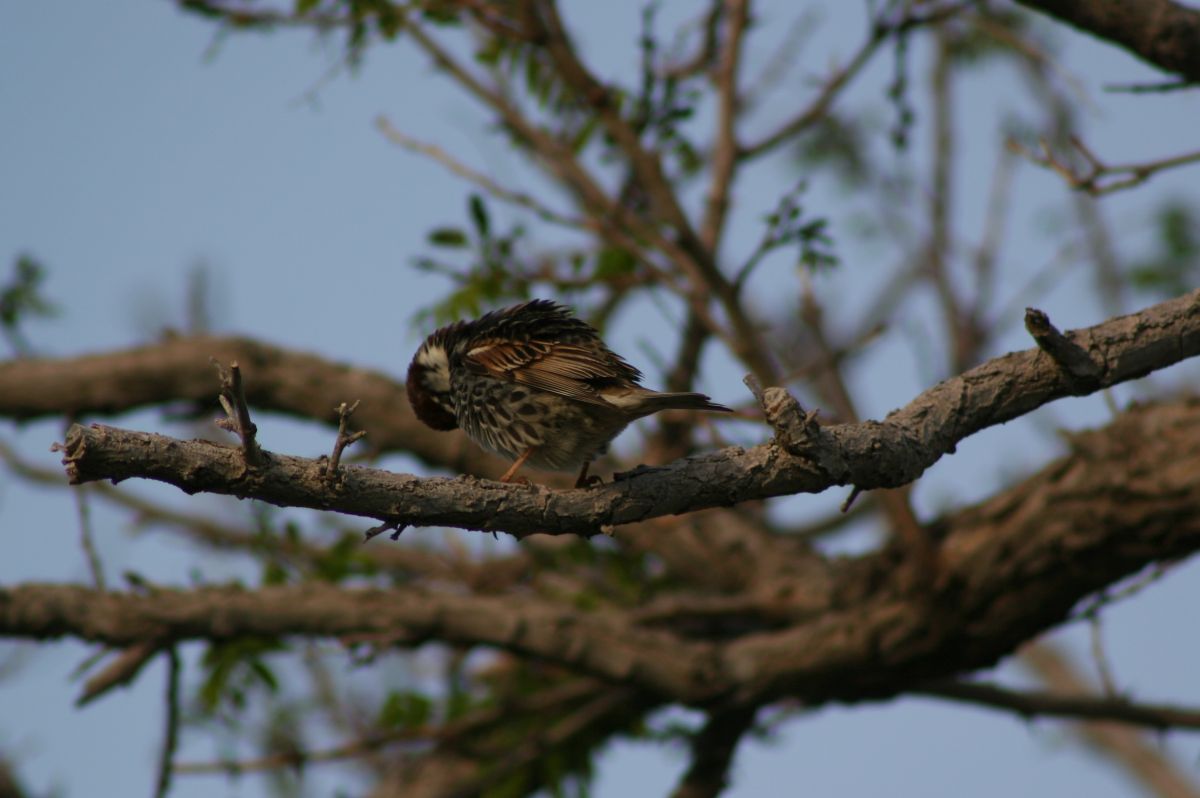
[52,289,1200,538]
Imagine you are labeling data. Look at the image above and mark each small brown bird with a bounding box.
[406,300,731,486]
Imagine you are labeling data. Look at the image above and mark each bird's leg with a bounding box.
[574,461,603,488]
[499,447,536,484]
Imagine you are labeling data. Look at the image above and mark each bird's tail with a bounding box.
[635,391,733,416]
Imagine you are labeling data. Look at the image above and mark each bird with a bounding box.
[406,299,732,487]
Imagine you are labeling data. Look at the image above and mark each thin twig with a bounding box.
[740,2,968,158]
[1010,135,1200,196]
[1023,307,1103,386]
[967,143,1018,326]
[77,641,160,707]
[739,10,821,113]
[375,117,591,231]
[660,2,723,79]
[73,485,106,591]
[699,0,749,252]
[1021,643,1200,798]
[1070,563,1173,622]
[1104,79,1199,94]
[323,400,365,481]
[918,679,1200,731]
[175,678,605,775]
[1087,613,1119,698]
[926,28,973,373]
[153,648,182,798]
[403,12,753,370]
[211,359,262,465]
[528,0,781,384]
[740,21,883,158]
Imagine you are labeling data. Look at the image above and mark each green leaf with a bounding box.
[594,248,635,279]
[314,533,374,581]
[1,254,57,327]
[198,638,284,713]
[262,560,289,585]
[1127,201,1200,296]
[569,116,599,154]
[378,690,433,729]
[249,659,279,693]
[421,3,462,25]
[377,7,403,40]
[428,227,469,248]
[469,194,490,238]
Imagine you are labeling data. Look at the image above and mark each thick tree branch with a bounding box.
[1015,0,1200,83]
[720,397,1200,706]
[671,704,758,798]
[0,582,715,700]
[0,334,503,476]
[53,289,1200,537]
[11,397,1200,709]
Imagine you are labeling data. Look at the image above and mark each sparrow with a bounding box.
[406,299,731,486]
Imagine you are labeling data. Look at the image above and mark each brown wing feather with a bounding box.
[465,339,633,406]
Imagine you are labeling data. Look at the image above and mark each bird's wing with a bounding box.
[464,339,635,406]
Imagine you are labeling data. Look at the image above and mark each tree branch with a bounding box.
[52,289,1200,537]
[526,0,782,384]
[720,396,1200,706]
[153,648,182,798]
[740,2,968,158]
[1021,643,1200,798]
[0,582,714,702]
[1010,134,1200,196]
[670,704,757,798]
[1015,0,1200,83]
[0,334,504,476]
[916,679,1200,731]
[698,0,749,253]
[11,396,1200,709]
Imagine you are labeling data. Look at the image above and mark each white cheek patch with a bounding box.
[417,344,451,393]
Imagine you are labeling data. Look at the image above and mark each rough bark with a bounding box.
[1015,0,1200,83]
[8,398,1200,708]
[0,334,503,477]
[50,289,1200,537]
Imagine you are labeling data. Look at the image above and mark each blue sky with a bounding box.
[2,2,1200,797]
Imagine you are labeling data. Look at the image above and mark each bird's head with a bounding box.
[406,334,458,431]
